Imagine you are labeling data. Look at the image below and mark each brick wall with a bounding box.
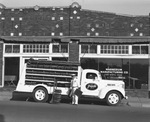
[79,11,149,36]
[68,40,79,62]
[0,2,149,37]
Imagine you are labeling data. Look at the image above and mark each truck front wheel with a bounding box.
[33,87,48,103]
[106,91,121,106]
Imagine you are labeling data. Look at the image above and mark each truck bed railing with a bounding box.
[22,59,80,88]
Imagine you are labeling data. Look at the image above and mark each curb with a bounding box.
[142,104,150,108]
[0,96,11,101]
[0,94,12,101]
[127,101,150,108]
[127,102,142,107]
[0,91,13,101]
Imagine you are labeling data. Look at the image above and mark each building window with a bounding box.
[87,32,90,36]
[95,33,99,36]
[51,17,55,20]
[141,46,148,54]
[130,33,134,36]
[101,45,129,54]
[52,43,68,53]
[132,46,140,54]
[10,33,14,36]
[60,32,63,36]
[81,44,97,53]
[23,44,49,53]
[139,33,143,36]
[132,45,148,54]
[5,44,20,53]
[60,17,63,20]
[51,32,55,36]
[81,58,148,90]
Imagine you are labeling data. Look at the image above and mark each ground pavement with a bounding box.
[1,87,150,107]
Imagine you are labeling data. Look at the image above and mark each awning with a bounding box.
[1,36,150,44]
[79,36,150,44]
[0,36,71,43]
[1,36,52,42]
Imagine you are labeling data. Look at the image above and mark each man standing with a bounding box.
[70,74,80,105]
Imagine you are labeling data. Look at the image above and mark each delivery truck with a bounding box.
[14,58,127,106]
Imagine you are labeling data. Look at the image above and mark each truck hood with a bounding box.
[102,79,124,86]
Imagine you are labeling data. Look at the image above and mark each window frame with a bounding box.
[132,44,148,54]
[100,45,129,54]
[81,44,97,54]
[23,44,49,53]
[52,43,68,53]
[5,44,20,53]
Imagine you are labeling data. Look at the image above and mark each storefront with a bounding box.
[81,58,148,89]
[1,36,149,90]
[0,2,150,97]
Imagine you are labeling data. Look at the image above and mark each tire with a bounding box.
[106,91,121,106]
[33,87,48,103]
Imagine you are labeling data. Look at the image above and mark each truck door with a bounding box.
[81,72,100,96]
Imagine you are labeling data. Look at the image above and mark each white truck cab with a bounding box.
[14,59,127,106]
[80,69,126,106]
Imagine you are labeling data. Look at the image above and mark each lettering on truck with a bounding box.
[86,83,98,90]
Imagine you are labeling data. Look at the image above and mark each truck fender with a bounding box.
[98,86,125,99]
[32,84,51,94]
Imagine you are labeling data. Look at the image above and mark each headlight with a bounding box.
[122,84,125,89]
[117,84,125,89]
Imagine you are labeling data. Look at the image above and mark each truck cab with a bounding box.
[80,69,126,106]
[81,69,103,96]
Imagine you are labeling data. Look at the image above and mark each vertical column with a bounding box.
[148,13,150,98]
[69,2,81,36]
[148,43,150,98]
[0,41,3,86]
[69,39,79,62]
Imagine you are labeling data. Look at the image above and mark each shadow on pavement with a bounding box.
[11,91,32,101]
[11,92,107,106]
[0,115,5,122]
[61,97,107,106]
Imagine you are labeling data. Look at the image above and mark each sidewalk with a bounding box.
[0,87,15,101]
[122,96,150,108]
[1,87,150,107]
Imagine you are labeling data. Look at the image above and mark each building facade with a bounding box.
[0,2,150,93]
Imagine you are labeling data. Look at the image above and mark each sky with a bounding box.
[0,0,150,15]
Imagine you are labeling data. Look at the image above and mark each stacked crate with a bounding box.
[25,59,80,88]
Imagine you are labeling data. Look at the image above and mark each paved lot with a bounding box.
[1,87,150,107]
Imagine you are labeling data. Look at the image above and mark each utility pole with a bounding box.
[148,13,150,98]
[148,43,150,98]
[149,42,150,98]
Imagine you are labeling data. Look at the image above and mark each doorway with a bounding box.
[4,57,20,86]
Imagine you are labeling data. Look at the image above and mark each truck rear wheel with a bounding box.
[33,87,48,103]
[106,91,121,106]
